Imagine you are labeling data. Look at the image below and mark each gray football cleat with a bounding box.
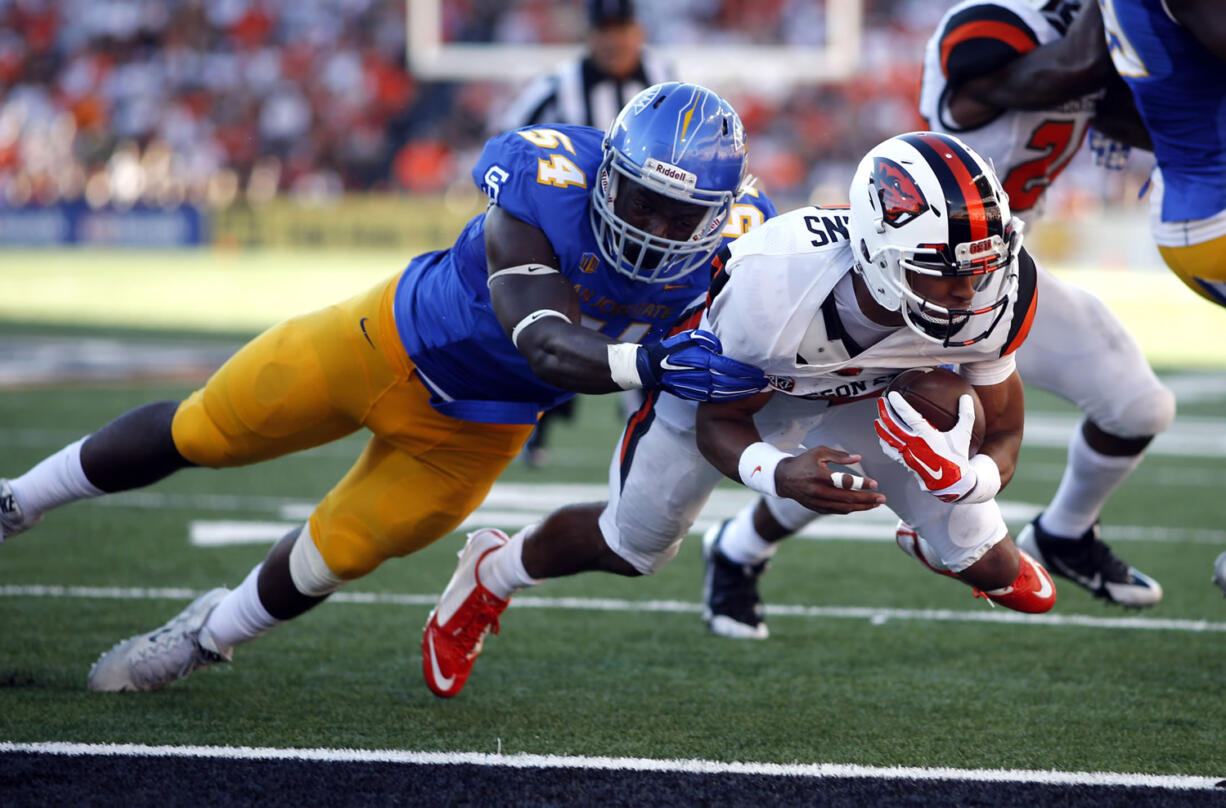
[88,588,232,692]
[0,478,42,542]
[1213,553,1226,598]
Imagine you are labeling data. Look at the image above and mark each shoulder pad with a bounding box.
[471,125,603,227]
[1000,247,1038,357]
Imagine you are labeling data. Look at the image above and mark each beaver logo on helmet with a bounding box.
[873,157,930,228]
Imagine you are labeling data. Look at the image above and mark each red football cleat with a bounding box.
[979,550,1057,614]
[422,529,511,698]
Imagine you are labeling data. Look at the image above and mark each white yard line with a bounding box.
[33,482,1221,545]
[0,741,1219,791]
[2,584,1223,633]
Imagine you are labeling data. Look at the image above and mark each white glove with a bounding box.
[874,391,989,503]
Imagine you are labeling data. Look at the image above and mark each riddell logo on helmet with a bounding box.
[644,158,697,189]
[873,157,930,228]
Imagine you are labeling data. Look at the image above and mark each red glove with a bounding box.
[874,391,980,503]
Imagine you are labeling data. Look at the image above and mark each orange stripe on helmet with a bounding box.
[915,132,988,242]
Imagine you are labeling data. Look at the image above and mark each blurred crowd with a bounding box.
[0,0,1143,214]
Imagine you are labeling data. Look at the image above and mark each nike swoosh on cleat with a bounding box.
[1031,560,1054,600]
[359,317,375,349]
[1051,556,1101,591]
[425,626,455,692]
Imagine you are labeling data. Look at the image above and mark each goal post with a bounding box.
[405,0,863,88]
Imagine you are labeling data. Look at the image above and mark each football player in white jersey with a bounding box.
[701,0,1174,639]
[422,131,1058,698]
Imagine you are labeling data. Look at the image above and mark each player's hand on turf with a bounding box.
[775,447,884,514]
[874,392,977,502]
[637,329,766,402]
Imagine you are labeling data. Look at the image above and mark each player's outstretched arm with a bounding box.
[696,393,884,514]
[484,205,764,401]
[955,1,1113,115]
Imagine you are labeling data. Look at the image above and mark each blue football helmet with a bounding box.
[590,82,747,284]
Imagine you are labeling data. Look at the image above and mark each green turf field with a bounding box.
[0,250,1224,779]
[0,248,1222,366]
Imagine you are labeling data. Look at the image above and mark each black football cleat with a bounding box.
[1017,514,1161,608]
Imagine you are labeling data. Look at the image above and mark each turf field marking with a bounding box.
[68,483,1224,546]
[4,410,1226,459]
[0,741,1219,790]
[3,584,1223,633]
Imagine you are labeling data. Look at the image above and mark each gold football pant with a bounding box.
[1158,231,1226,309]
[171,273,534,579]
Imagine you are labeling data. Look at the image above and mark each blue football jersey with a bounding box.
[393,124,776,424]
[1101,0,1226,222]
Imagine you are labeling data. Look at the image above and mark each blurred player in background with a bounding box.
[0,82,768,692]
[700,0,1175,640]
[422,131,1056,699]
[498,0,676,468]
[1099,0,1226,310]
[498,0,673,133]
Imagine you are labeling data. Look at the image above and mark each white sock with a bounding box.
[1040,424,1144,539]
[10,438,104,516]
[717,504,780,566]
[204,564,280,655]
[479,525,544,599]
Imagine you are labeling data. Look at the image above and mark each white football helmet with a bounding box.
[848,131,1023,346]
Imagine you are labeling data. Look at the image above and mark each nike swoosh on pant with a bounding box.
[359,317,375,349]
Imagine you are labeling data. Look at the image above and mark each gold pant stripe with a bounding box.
[172,273,534,579]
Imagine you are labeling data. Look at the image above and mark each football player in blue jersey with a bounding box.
[1098,0,1226,593]
[0,82,772,692]
[1099,0,1226,309]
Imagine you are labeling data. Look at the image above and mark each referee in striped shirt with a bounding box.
[497,0,675,132]
[499,0,674,466]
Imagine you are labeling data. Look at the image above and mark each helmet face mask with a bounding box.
[590,82,747,284]
[849,131,1024,346]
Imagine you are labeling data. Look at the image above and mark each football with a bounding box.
[883,367,986,455]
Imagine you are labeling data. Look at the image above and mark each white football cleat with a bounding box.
[1213,552,1226,598]
[88,588,232,692]
[0,478,42,543]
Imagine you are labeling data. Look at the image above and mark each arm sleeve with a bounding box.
[938,3,1040,85]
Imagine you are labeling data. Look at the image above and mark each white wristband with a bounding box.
[737,442,790,497]
[511,309,570,349]
[607,343,643,390]
[959,453,1002,504]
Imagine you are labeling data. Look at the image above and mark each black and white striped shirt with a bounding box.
[497,50,675,133]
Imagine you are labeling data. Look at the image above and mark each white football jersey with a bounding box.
[917,0,1097,213]
[702,207,1037,402]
